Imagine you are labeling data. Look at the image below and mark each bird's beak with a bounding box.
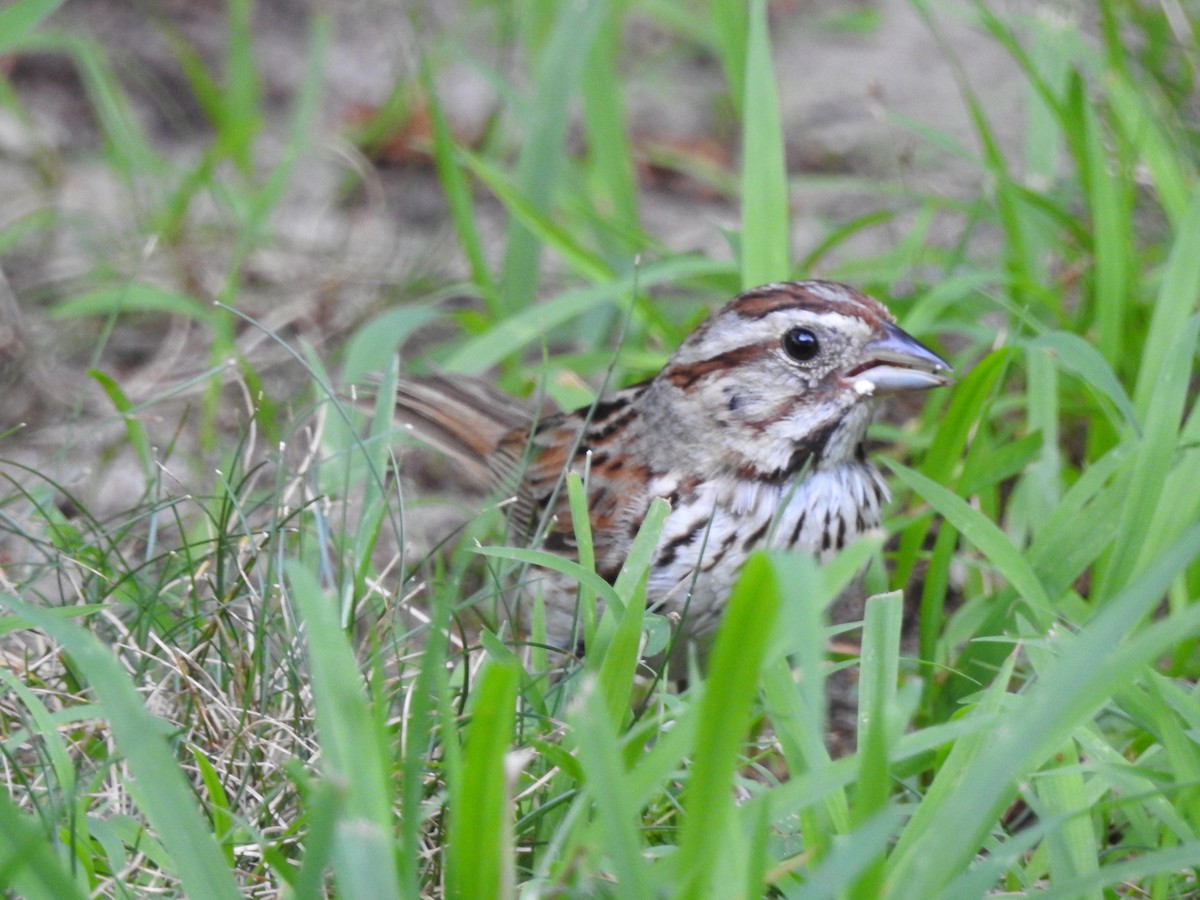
[844,322,953,394]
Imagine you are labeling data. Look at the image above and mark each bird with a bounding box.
[390,280,951,672]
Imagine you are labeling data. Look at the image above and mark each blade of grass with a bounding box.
[285,563,402,900]
[53,284,218,323]
[739,0,790,287]
[1106,74,1194,229]
[566,471,598,647]
[443,255,729,373]
[474,545,621,610]
[397,557,454,897]
[760,551,851,859]
[570,678,652,896]
[1132,182,1200,419]
[462,146,613,284]
[594,498,669,725]
[498,0,610,312]
[89,369,153,479]
[444,656,521,900]
[850,590,904,897]
[220,0,262,174]
[1079,77,1134,365]
[912,0,1037,303]
[420,57,497,307]
[1100,314,1200,596]
[1026,331,1138,435]
[189,748,236,866]
[885,648,1019,886]
[710,0,748,114]
[581,4,640,261]
[1034,741,1101,898]
[676,553,782,897]
[889,459,1052,622]
[894,347,1012,590]
[0,793,88,900]
[0,0,67,51]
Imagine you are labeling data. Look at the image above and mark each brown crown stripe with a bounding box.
[730,282,889,324]
[663,342,770,389]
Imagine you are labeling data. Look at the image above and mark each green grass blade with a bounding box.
[760,551,851,858]
[189,748,236,866]
[220,0,262,174]
[1032,843,1200,900]
[889,460,1052,619]
[795,807,906,899]
[1079,81,1133,365]
[850,590,904,897]
[581,5,640,260]
[420,57,496,305]
[886,649,1018,884]
[0,667,77,799]
[0,0,66,51]
[1026,331,1137,434]
[1034,741,1101,898]
[474,545,621,609]
[1100,314,1200,596]
[89,369,153,478]
[397,569,454,897]
[739,0,790,287]
[566,471,599,646]
[676,553,781,897]
[443,255,729,373]
[570,679,652,896]
[595,498,668,721]
[709,0,748,113]
[445,656,521,900]
[1143,392,1200,571]
[461,146,614,284]
[285,564,402,900]
[1132,182,1200,419]
[53,284,217,322]
[0,595,241,899]
[1106,74,1193,228]
[0,793,88,899]
[894,347,1012,590]
[498,0,610,312]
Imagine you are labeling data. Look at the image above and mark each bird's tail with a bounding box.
[390,374,538,488]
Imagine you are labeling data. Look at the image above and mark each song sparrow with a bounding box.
[393,280,950,665]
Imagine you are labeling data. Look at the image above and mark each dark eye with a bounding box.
[782,327,820,362]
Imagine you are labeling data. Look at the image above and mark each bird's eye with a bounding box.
[782,327,820,362]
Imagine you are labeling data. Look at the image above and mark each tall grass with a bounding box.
[2,0,1200,896]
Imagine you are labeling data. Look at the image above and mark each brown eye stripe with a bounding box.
[663,341,771,389]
